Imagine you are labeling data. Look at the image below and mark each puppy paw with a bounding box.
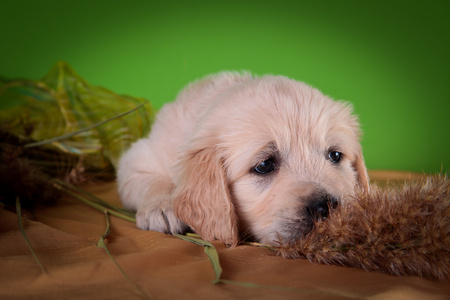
[136,199,188,235]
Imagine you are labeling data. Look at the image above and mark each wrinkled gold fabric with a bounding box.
[1,171,449,300]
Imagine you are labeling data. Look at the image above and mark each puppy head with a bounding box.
[173,75,368,246]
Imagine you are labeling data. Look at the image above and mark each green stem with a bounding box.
[53,179,135,218]
[98,211,151,299]
[16,197,47,274]
[24,102,147,148]
[53,183,136,223]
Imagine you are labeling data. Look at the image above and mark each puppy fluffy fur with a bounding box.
[117,72,369,246]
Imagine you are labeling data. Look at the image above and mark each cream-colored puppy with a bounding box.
[117,72,369,246]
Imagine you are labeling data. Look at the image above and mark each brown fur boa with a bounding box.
[276,175,450,281]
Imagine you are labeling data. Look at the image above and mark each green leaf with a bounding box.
[174,234,223,284]
[174,234,355,297]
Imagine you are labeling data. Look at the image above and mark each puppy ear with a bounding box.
[353,148,370,191]
[172,146,239,247]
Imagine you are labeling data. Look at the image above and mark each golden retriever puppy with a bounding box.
[117,72,369,246]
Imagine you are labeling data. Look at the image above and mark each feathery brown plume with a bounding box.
[276,175,450,281]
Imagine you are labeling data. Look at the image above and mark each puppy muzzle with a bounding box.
[277,192,339,244]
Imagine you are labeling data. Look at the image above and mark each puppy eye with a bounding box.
[328,151,342,164]
[254,158,276,174]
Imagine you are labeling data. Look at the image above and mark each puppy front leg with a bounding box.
[117,140,188,235]
[119,171,188,234]
[135,176,188,234]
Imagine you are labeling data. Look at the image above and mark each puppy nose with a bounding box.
[306,195,338,221]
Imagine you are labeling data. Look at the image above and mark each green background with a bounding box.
[1,0,449,174]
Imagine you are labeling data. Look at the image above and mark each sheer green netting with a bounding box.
[0,61,154,169]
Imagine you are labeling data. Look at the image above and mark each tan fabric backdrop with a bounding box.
[1,171,449,299]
